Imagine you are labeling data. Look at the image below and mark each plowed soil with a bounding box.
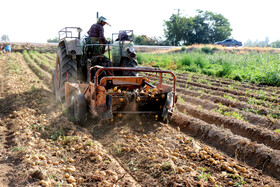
[0,52,280,187]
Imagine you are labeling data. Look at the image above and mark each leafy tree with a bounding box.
[204,10,232,43]
[1,35,10,42]
[164,10,232,46]
[47,37,59,43]
[134,35,165,45]
[163,14,186,46]
[271,40,280,48]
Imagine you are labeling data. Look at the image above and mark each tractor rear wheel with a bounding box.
[54,43,77,101]
[71,94,87,126]
[121,58,138,76]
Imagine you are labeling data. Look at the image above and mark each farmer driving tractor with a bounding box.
[86,16,112,79]
[87,16,111,44]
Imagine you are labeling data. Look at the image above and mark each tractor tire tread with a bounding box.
[55,43,77,101]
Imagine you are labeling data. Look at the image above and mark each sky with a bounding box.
[1,0,280,44]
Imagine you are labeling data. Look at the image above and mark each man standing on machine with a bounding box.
[87,16,111,44]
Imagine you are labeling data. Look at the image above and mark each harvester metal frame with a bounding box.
[65,66,177,123]
[58,27,82,40]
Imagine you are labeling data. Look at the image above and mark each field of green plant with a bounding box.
[137,46,280,86]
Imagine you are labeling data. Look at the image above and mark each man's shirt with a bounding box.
[87,23,106,41]
[5,45,11,51]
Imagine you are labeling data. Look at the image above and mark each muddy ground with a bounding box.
[0,52,280,186]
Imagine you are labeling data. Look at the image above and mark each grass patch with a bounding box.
[7,54,23,74]
[177,95,186,104]
[50,129,64,141]
[137,47,280,86]
[213,103,246,122]
[198,167,210,181]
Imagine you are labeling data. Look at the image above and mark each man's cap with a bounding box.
[98,16,111,26]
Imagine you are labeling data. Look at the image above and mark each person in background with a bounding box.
[5,44,11,54]
[87,16,111,44]
[1,44,7,53]
[115,31,129,41]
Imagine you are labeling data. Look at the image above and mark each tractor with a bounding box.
[52,27,177,126]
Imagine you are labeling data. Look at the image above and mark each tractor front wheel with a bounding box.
[121,58,138,76]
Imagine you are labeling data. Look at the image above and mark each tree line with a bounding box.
[135,10,232,46]
[163,10,232,46]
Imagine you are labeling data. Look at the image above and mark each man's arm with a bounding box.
[98,25,108,43]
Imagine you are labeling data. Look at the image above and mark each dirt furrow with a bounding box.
[43,53,56,61]
[176,73,280,94]
[178,93,280,130]
[29,52,52,74]
[172,112,280,181]
[22,52,51,86]
[174,77,280,105]
[168,76,280,110]
[149,75,280,112]
[176,102,280,151]
[176,87,280,119]
[151,74,280,130]
[191,79,280,98]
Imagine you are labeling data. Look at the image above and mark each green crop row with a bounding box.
[137,48,280,86]
[22,50,51,83]
[28,51,53,73]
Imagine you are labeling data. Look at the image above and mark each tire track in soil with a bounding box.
[0,125,15,187]
[0,58,4,98]
[0,55,23,187]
